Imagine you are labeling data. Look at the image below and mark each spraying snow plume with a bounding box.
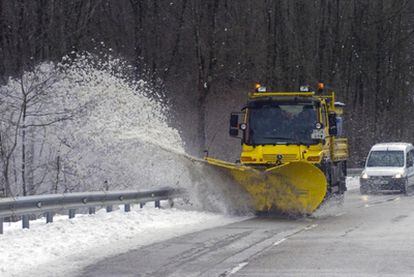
[0,53,251,214]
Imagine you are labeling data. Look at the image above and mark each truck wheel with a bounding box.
[402,179,409,195]
[339,179,347,193]
[333,192,345,206]
[360,186,369,195]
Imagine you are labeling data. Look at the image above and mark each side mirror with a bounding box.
[229,113,245,138]
[229,129,239,137]
[229,113,239,137]
[230,114,239,128]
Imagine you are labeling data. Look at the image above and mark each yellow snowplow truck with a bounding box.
[206,84,348,214]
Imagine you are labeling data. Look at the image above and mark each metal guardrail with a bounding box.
[0,187,183,234]
[347,168,363,177]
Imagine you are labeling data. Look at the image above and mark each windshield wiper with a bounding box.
[262,137,312,146]
[262,136,296,141]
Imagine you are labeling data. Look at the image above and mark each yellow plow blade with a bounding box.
[205,158,327,214]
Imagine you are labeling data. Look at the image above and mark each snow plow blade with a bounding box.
[205,157,327,214]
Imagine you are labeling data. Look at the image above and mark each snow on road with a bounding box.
[346,176,360,191]
[0,178,360,277]
[0,206,246,277]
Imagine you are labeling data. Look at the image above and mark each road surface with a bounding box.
[82,189,414,276]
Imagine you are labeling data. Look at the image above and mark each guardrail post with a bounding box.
[69,209,76,219]
[124,204,131,212]
[155,200,160,208]
[140,202,144,208]
[89,207,95,214]
[46,212,53,223]
[0,218,3,234]
[106,205,113,213]
[22,215,30,229]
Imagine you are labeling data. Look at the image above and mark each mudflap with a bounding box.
[205,158,327,214]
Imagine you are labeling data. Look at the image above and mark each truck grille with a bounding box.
[263,154,298,162]
[369,176,392,181]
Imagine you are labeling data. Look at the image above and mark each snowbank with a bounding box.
[346,176,360,191]
[0,206,245,277]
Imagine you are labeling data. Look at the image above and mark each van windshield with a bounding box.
[367,150,404,167]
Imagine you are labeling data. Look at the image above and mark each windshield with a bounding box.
[247,102,317,145]
[367,150,405,167]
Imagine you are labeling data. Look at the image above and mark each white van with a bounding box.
[360,142,414,194]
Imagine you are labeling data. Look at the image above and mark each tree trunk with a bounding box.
[21,95,27,196]
[130,0,145,74]
[54,155,60,193]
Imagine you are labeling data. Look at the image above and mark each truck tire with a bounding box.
[402,178,409,195]
[360,186,369,195]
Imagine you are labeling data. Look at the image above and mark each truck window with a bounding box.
[247,103,317,145]
[336,117,343,137]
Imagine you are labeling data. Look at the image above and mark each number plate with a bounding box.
[311,129,325,140]
[374,179,388,185]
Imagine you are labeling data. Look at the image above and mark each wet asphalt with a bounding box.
[81,189,414,276]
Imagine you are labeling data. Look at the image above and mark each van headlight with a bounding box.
[361,173,369,179]
[393,173,402,179]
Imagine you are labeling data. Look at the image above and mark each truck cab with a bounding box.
[229,84,348,195]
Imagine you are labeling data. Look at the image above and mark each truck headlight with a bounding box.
[361,173,369,179]
[315,122,323,129]
[239,123,247,130]
[393,173,402,179]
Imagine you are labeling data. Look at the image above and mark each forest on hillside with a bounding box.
[1,0,414,196]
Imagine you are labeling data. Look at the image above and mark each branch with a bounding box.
[26,110,72,117]
[22,115,73,128]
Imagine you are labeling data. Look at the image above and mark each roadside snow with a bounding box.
[0,177,360,276]
[346,176,360,191]
[0,206,246,277]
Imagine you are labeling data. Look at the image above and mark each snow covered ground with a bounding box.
[346,176,360,191]
[0,206,246,277]
[0,177,360,277]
